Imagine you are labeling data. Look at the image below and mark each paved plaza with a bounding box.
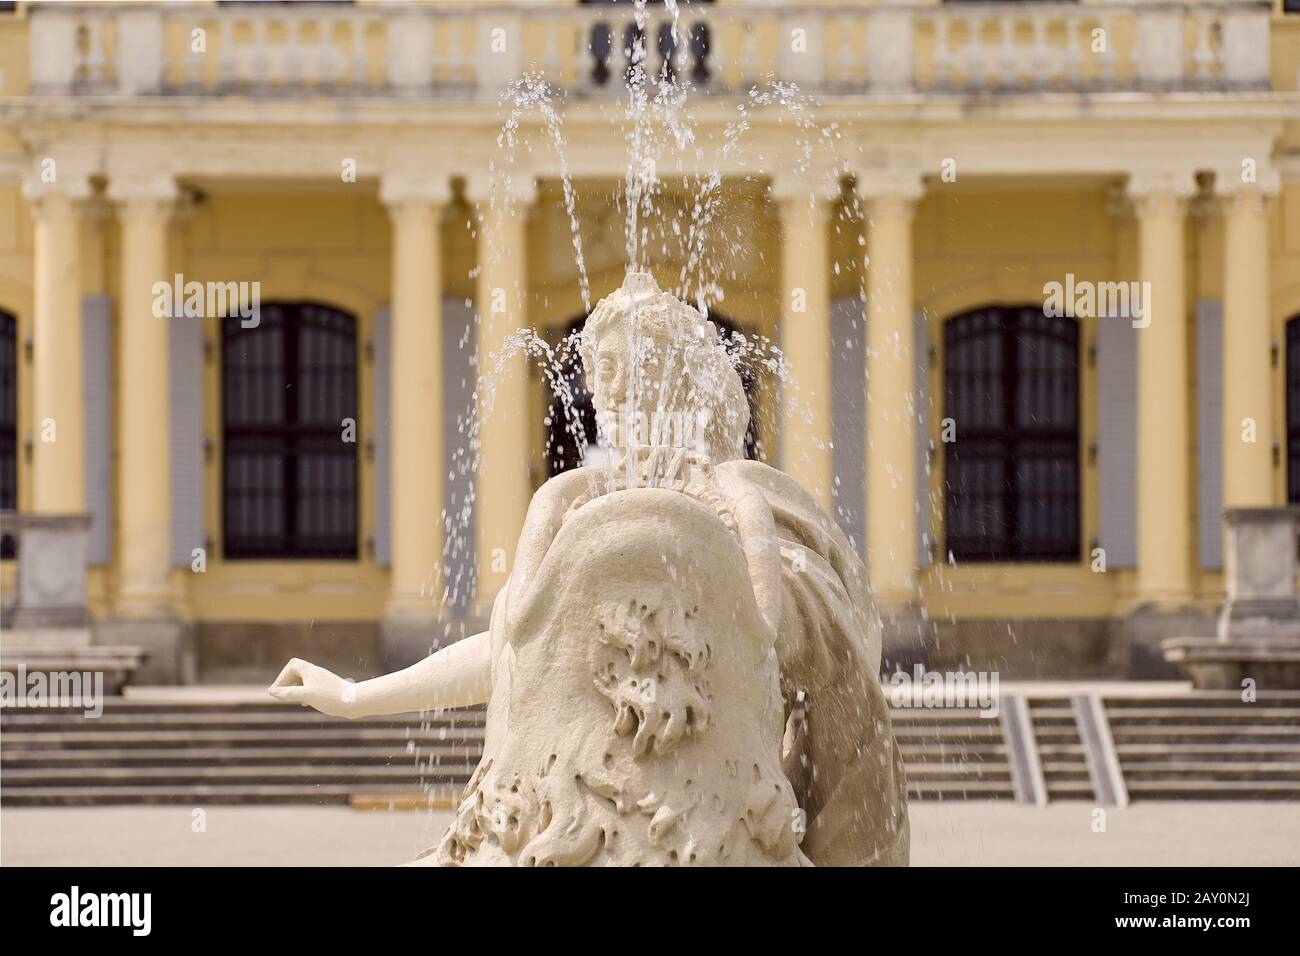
[3,801,1297,867]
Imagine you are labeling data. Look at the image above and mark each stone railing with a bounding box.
[27,1,1271,99]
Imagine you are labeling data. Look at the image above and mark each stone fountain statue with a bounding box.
[271,273,908,866]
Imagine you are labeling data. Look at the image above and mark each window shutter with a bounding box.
[1197,300,1224,570]
[169,312,204,566]
[830,295,866,556]
[83,294,112,564]
[1096,318,1138,567]
[372,306,391,566]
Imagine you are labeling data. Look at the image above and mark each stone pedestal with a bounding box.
[0,511,148,693]
[6,512,92,636]
[1163,507,1300,689]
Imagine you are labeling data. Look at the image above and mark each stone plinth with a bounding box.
[1,510,147,691]
[1163,507,1300,689]
[4,511,92,636]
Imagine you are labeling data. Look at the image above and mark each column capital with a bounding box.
[1125,170,1197,204]
[379,171,454,210]
[463,167,538,209]
[21,164,93,211]
[853,169,924,205]
[1215,166,1280,217]
[106,173,179,213]
[769,172,842,208]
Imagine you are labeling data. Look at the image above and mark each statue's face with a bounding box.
[590,324,673,420]
[589,323,710,453]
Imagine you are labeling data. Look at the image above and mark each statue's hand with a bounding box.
[269,658,359,718]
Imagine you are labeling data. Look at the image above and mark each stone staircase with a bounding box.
[0,702,484,806]
[1106,693,1300,800]
[3,691,1298,806]
[891,708,1014,801]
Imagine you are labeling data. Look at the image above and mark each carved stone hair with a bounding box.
[579,273,750,462]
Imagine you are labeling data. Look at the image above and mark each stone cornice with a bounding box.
[0,108,1286,190]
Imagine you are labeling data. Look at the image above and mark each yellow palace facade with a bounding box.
[1,0,1299,683]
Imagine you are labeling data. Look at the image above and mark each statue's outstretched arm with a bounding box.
[268,631,491,719]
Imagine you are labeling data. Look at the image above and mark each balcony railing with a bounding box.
[27,2,1271,100]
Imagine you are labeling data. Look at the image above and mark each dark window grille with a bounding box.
[1287,316,1300,503]
[0,310,15,559]
[221,302,358,559]
[943,305,1080,562]
[545,312,759,477]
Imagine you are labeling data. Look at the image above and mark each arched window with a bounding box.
[222,302,358,559]
[0,309,15,558]
[1287,315,1300,503]
[943,305,1080,562]
[545,311,760,477]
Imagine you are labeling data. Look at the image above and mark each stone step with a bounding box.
[2,700,486,714]
[894,728,1003,743]
[1124,780,1300,798]
[1105,708,1300,723]
[1,728,485,748]
[1040,764,1092,780]
[2,765,479,785]
[896,747,1008,762]
[899,763,1012,780]
[887,710,996,722]
[1105,694,1300,707]
[1,745,474,767]
[1117,761,1300,778]
[1036,745,1086,757]
[1116,742,1300,756]
[1042,785,1096,800]
[1021,729,1082,744]
[0,711,482,730]
[905,781,1016,797]
[0,784,470,806]
[1108,725,1300,739]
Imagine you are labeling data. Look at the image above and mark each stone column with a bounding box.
[774,176,836,510]
[859,173,923,613]
[1129,171,1197,605]
[108,176,177,618]
[1219,172,1278,512]
[468,173,536,615]
[379,174,450,662]
[23,173,90,514]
